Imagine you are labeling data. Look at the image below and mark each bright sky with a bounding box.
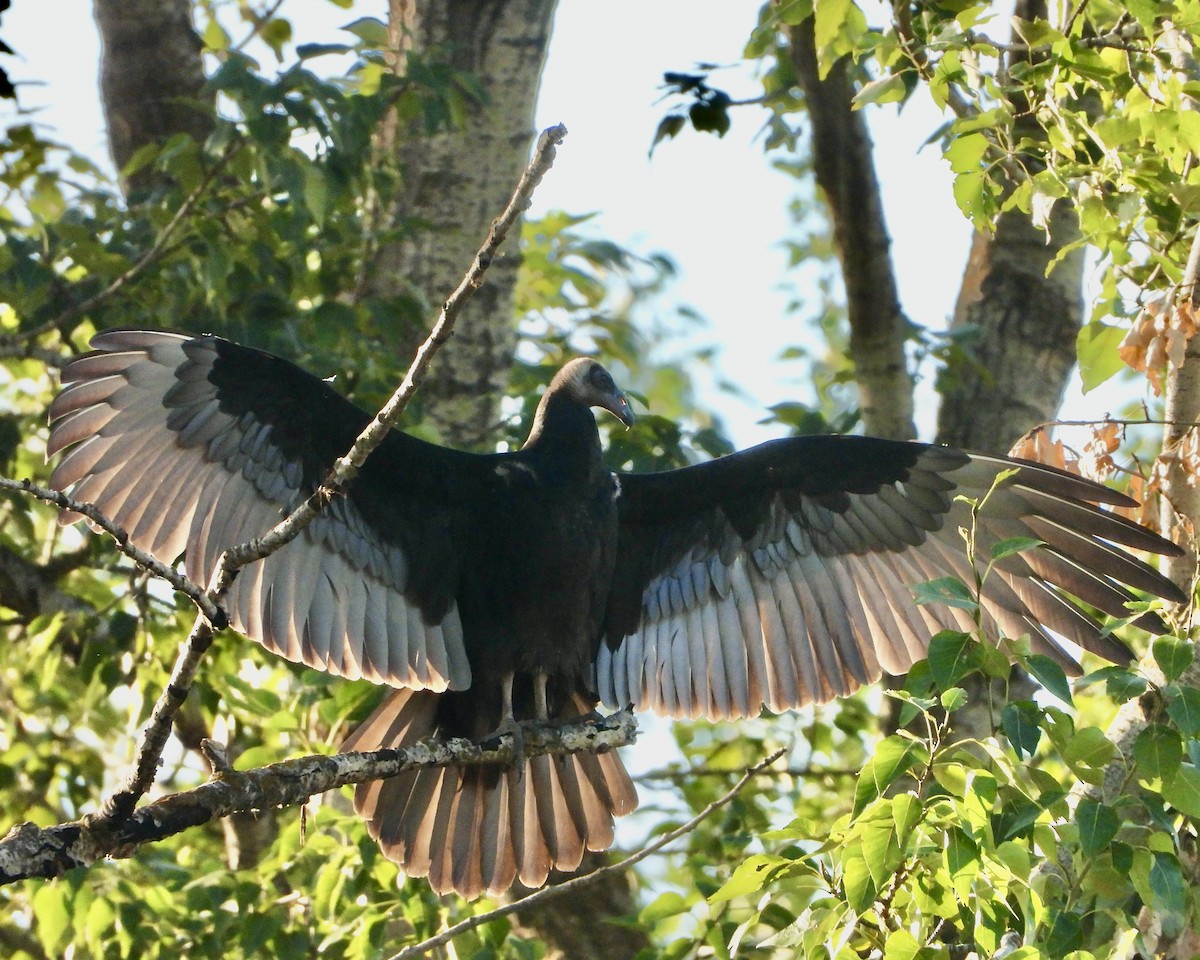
[3,0,976,448]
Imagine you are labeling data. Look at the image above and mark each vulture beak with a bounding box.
[606,393,636,428]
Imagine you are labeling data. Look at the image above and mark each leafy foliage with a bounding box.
[2,1,1200,958]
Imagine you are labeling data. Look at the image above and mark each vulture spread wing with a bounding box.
[598,436,1185,720]
[46,329,1183,899]
[48,329,480,692]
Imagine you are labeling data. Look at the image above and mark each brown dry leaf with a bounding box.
[1010,428,1078,474]
[1081,421,1122,482]
[1118,295,1200,396]
[1178,427,1200,488]
[1114,467,1165,534]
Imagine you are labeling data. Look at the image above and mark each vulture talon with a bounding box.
[481,715,528,768]
[47,329,1186,899]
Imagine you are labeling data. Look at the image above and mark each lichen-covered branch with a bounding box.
[0,709,637,885]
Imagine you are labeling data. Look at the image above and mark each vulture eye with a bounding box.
[590,367,615,393]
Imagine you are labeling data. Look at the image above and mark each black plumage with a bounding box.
[47,329,1183,897]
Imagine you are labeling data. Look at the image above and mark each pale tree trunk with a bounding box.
[93,0,212,193]
[934,207,1083,451]
[375,0,557,448]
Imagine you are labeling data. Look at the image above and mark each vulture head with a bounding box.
[45,329,1187,900]
[540,357,635,428]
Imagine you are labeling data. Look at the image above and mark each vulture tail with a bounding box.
[344,688,637,899]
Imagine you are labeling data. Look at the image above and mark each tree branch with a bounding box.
[0,709,637,885]
[386,747,788,960]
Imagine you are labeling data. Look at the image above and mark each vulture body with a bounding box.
[48,329,1183,898]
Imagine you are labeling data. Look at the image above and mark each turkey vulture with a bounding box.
[48,329,1182,898]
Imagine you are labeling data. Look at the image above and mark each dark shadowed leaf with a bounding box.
[1135,724,1182,781]
[927,630,980,690]
[1026,654,1073,706]
[1167,686,1200,738]
[1075,798,1119,856]
[1001,701,1042,759]
[1162,763,1200,817]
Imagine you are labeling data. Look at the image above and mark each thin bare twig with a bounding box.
[387,747,789,960]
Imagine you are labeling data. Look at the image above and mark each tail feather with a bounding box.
[346,687,638,898]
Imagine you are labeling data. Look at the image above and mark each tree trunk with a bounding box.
[935,0,1082,453]
[934,207,1083,451]
[787,19,914,441]
[376,0,557,448]
[93,0,213,194]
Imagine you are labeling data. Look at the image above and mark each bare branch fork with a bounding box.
[0,710,638,885]
[1,124,574,854]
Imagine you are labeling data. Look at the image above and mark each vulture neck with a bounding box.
[522,392,604,480]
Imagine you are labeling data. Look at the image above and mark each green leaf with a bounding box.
[302,164,329,226]
[841,847,876,912]
[913,578,978,611]
[892,792,922,837]
[854,73,908,108]
[945,132,989,173]
[202,18,231,52]
[1026,654,1073,706]
[1135,724,1183,781]
[1154,637,1194,683]
[1045,910,1083,957]
[341,16,389,46]
[1167,686,1200,738]
[1076,321,1128,392]
[1162,763,1200,817]
[990,536,1044,561]
[709,855,792,902]
[884,929,921,960]
[1105,668,1148,704]
[1075,798,1120,857]
[940,687,967,711]
[861,817,903,888]
[927,630,980,690]
[813,0,867,75]
[945,827,979,900]
[1148,851,1188,933]
[854,736,922,814]
[1001,701,1042,759]
[33,883,71,954]
[650,114,687,154]
[640,891,688,924]
[1061,726,1116,772]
